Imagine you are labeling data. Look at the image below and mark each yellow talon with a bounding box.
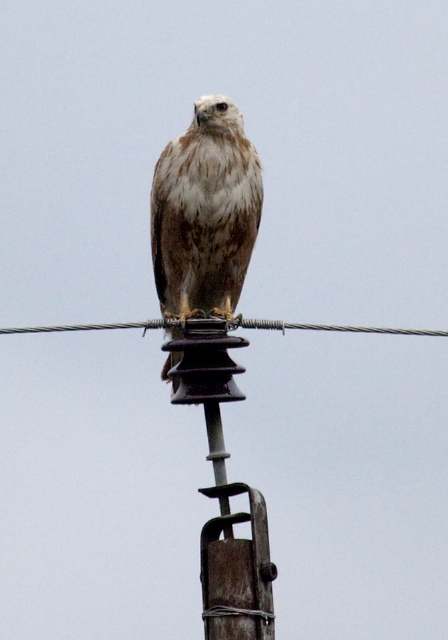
[210,307,234,321]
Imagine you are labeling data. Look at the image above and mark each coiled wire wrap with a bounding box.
[202,605,275,625]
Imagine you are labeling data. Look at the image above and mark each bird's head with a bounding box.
[192,95,245,135]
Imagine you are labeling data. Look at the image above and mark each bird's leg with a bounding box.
[177,293,206,326]
[164,295,206,327]
[210,296,234,321]
[179,293,192,325]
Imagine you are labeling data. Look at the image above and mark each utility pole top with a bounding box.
[161,317,277,639]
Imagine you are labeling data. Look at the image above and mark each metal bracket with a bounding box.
[199,483,277,639]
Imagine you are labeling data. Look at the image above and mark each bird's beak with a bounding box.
[196,109,207,126]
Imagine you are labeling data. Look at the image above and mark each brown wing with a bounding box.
[232,169,263,308]
[150,143,173,307]
[227,199,263,310]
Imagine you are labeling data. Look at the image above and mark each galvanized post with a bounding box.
[203,401,229,488]
[203,400,233,537]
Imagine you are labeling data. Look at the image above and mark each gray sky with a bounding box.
[1,2,448,638]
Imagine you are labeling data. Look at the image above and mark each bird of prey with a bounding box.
[151,94,263,383]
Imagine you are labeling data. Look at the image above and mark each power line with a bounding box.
[1,317,448,338]
[242,319,448,337]
[0,320,161,336]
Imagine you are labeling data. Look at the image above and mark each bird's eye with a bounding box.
[194,105,198,113]
[216,103,228,112]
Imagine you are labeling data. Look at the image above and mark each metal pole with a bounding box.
[203,400,233,538]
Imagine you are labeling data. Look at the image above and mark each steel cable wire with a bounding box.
[1,317,448,337]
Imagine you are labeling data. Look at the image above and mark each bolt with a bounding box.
[260,562,278,582]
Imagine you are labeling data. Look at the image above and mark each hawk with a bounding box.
[151,94,263,383]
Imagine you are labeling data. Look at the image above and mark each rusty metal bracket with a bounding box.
[199,482,277,640]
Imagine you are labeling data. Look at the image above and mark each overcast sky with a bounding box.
[1,2,448,639]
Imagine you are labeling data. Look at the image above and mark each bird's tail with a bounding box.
[161,325,183,393]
